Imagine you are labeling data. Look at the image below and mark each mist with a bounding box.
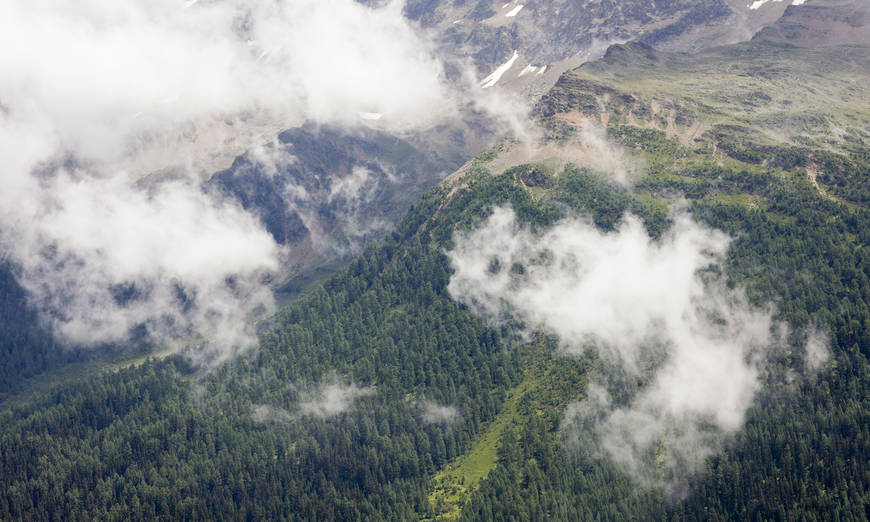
[250,403,293,425]
[0,0,454,360]
[419,400,460,425]
[0,0,451,159]
[446,206,826,493]
[299,379,374,419]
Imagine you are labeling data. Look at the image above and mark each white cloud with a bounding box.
[251,403,293,424]
[447,207,742,368]
[576,121,635,187]
[329,165,376,203]
[300,379,374,419]
[0,0,451,159]
[247,137,298,180]
[420,400,460,424]
[447,206,816,493]
[3,160,280,363]
[804,327,830,372]
[0,0,455,360]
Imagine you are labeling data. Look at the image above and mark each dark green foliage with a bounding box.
[509,164,553,189]
[0,264,93,396]
[451,151,870,520]
[812,149,870,205]
[709,127,812,171]
[678,358,870,521]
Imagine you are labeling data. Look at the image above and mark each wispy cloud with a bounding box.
[299,378,374,419]
[251,403,294,424]
[447,206,826,493]
[0,0,454,362]
[419,399,460,425]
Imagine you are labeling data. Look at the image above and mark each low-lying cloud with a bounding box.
[575,121,636,187]
[249,377,373,424]
[0,0,454,360]
[299,378,375,419]
[803,328,830,372]
[419,400,460,425]
[6,170,279,358]
[0,0,450,158]
[446,206,826,493]
[251,403,294,425]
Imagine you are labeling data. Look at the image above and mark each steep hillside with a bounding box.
[0,0,799,396]
[754,0,870,47]
[2,34,869,520]
[207,125,451,290]
[400,0,804,97]
[201,0,850,304]
[207,0,796,290]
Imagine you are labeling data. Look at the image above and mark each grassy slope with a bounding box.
[426,340,592,520]
[575,40,870,151]
[426,377,533,520]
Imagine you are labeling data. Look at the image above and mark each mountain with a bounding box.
[754,0,870,46]
[539,37,870,157]
[206,1,845,297]
[2,12,869,518]
[178,0,848,308]
[206,0,826,295]
[206,125,449,290]
[400,0,803,96]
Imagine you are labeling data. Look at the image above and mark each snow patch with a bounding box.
[506,4,524,17]
[749,0,804,10]
[536,65,547,75]
[359,112,382,120]
[518,64,537,77]
[480,50,519,89]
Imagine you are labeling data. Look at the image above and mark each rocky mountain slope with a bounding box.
[400,0,806,96]
[210,0,858,294]
[754,0,870,46]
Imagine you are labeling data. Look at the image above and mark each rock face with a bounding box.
[753,0,870,47]
[206,1,860,290]
[397,0,785,93]
[406,0,733,62]
[208,124,447,279]
[354,0,780,102]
